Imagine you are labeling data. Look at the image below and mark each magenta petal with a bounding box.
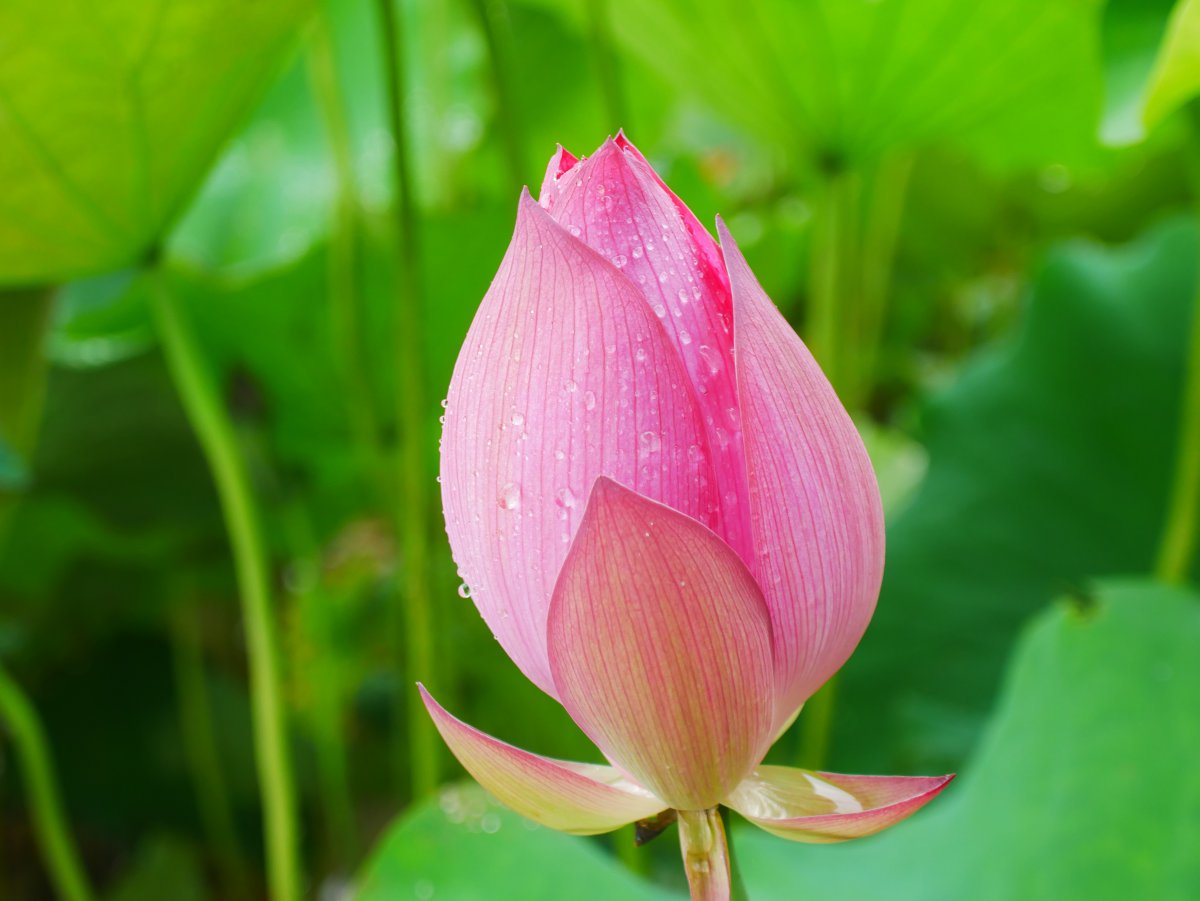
[441,192,720,696]
[420,685,665,835]
[726,766,954,843]
[719,219,886,726]
[539,137,753,562]
[547,477,775,811]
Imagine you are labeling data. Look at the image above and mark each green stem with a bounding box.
[0,287,53,548]
[467,0,525,186]
[375,0,439,800]
[281,503,360,868]
[149,273,301,901]
[168,600,252,901]
[854,153,914,410]
[797,675,837,769]
[806,167,860,400]
[677,808,732,901]
[1156,107,1200,585]
[720,809,750,901]
[307,6,389,500]
[1156,248,1200,584]
[0,666,95,901]
[584,0,627,130]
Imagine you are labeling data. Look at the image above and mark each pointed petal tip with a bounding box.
[419,686,665,835]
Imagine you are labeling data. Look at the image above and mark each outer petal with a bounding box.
[720,218,886,726]
[420,685,666,835]
[539,137,753,563]
[547,477,775,811]
[441,191,720,696]
[725,766,954,843]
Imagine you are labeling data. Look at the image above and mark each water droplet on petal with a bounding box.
[640,431,661,452]
[612,254,628,269]
[698,344,722,375]
[555,487,577,509]
[457,583,473,599]
[584,390,597,411]
[498,484,521,510]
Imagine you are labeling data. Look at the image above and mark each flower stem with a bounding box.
[1156,237,1200,584]
[677,808,732,901]
[149,272,301,901]
[0,665,95,901]
[375,0,439,799]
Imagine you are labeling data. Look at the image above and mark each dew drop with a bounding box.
[680,330,692,345]
[498,483,521,510]
[653,303,667,318]
[698,344,722,375]
[632,245,644,260]
[635,347,648,362]
[584,390,597,411]
[456,583,472,599]
[640,430,661,452]
[555,487,577,509]
[440,398,448,408]
[568,225,581,237]
[612,253,628,269]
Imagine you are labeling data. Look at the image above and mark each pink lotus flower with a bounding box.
[423,135,951,899]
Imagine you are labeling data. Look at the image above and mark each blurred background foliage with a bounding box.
[1,0,1199,898]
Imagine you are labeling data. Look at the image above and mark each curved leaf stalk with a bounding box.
[375,0,440,800]
[149,273,301,901]
[0,666,95,901]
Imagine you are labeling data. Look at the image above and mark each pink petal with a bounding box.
[725,766,954,843]
[539,137,753,564]
[441,191,720,696]
[547,477,775,811]
[720,218,886,726]
[420,685,666,835]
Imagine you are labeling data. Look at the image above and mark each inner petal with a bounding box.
[539,138,753,564]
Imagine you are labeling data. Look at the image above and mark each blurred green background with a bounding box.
[1,0,1199,898]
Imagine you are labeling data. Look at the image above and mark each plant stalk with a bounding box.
[375,0,440,799]
[149,273,301,901]
[1155,244,1200,584]
[677,808,732,901]
[0,666,95,901]
[168,600,252,901]
[467,0,525,187]
[585,0,627,129]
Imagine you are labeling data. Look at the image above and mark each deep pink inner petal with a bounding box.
[538,138,753,565]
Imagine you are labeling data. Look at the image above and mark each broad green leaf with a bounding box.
[593,0,1105,170]
[356,782,676,900]
[741,581,1200,899]
[834,217,1198,774]
[1143,0,1200,129]
[0,0,314,285]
